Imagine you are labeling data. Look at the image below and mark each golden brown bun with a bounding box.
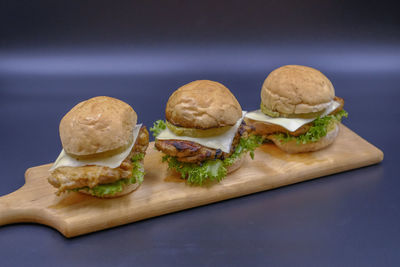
[166,80,242,129]
[268,123,339,153]
[59,96,137,157]
[261,65,335,115]
[226,155,244,174]
[78,182,140,198]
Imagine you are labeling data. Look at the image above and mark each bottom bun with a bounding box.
[268,123,339,154]
[227,155,245,174]
[78,182,140,198]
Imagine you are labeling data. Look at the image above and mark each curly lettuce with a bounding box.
[150,120,166,138]
[163,156,227,185]
[70,153,145,197]
[275,110,348,144]
[162,135,262,185]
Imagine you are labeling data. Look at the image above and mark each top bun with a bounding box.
[59,96,137,157]
[166,80,242,129]
[261,65,335,116]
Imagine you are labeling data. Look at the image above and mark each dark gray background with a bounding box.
[0,1,399,266]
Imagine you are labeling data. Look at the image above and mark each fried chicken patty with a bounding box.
[245,97,344,140]
[155,122,251,163]
[48,126,149,194]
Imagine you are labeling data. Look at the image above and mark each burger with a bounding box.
[245,65,348,153]
[150,80,261,185]
[48,96,149,198]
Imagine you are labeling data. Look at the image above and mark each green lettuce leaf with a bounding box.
[70,153,145,197]
[163,156,227,185]
[162,135,262,186]
[223,134,263,166]
[275,109,348,144]
[150,120,166,138]
[72,179,130,197]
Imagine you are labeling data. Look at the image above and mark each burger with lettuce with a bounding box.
[245,65,347,153]
[48,96,149,198]
[151,80,261,185]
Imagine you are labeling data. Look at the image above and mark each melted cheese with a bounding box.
[245,101,340,132]
[49,124,142,171]
[156,112,246,153]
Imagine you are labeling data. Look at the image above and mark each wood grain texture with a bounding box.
[0,125,383,237]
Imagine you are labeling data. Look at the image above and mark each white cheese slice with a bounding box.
[156,112,246,153]
[49,124,142,171]
[245,101,340,132]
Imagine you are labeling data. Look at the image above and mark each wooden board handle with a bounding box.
[0,168,47,226]
[0,190,28,225]
[0,186,61,229]
[0,167,68,235]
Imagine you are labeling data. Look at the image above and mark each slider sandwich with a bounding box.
[151,80,261,185]
[245,65,348,153]
[48,96,149,198]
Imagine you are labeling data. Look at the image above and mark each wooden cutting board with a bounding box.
[0,124,383,237]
